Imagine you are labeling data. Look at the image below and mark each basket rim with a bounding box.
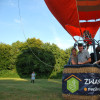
[64,64,100,68]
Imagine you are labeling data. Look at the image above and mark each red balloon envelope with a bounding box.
[44,0,100,40]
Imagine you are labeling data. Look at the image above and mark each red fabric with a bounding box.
[44,0,100,39]
[44,0,80,28]
[80,21,100,27]
[79,11,100,20]
[65,25,99,38]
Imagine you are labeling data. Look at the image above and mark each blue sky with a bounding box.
[0,0,100,50]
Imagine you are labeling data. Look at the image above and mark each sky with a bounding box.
[0,0,100,50]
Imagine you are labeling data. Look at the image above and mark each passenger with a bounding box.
[78,43,91,64]
[70,48,78,65]
[91,45,100,64]
[96,45,100,61]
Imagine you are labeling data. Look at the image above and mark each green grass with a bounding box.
[0,78,64,100]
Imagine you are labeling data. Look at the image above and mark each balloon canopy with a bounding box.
[44,0,100,40]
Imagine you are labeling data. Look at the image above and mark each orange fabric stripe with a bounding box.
[77,0,100,6]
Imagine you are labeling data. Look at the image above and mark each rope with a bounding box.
[17,0,54,68]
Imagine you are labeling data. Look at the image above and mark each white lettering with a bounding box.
[84,79,100,85]
[88,87,100,91]
[84,79,88,84]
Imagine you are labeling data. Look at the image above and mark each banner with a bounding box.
[62,73,100,95]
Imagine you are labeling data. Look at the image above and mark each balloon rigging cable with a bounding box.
[17,0,55,68]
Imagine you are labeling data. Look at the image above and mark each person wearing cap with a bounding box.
[78,43,91,64]
[70,48,78,65]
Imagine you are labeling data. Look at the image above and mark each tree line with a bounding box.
[0,38,72,78]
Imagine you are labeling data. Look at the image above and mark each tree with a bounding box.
[0,38,72,79]
[42,43,68,78]
[16,38,55,78]
[0,43,12,70]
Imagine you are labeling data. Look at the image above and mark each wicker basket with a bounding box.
[62,65,100,100]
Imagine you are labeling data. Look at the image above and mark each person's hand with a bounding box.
[93,60,100,64]
[93,61,98,64]
[78,62,83,64]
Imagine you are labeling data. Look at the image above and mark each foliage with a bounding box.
[0,38,72,78]
[42,43,68,78]
[16,47,55,78]
[0,43,12,70]
[0,69,20,78]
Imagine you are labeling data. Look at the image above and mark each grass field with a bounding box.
[0,78,64,100]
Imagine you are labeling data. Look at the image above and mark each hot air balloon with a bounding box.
[44,0,100,38]
[44,0,100,60]
[44,0,100,100]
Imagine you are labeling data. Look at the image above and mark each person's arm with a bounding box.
[70,55,77,65]
[71,59,77,65]
[82,57,91,64]
[78,58,91,64]
[93,60,100,64]
[81,50,91,64]
[97,60,100,64]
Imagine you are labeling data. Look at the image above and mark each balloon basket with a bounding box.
[62,65,100,100]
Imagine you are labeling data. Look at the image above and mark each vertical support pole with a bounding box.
[93,39,97,62]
